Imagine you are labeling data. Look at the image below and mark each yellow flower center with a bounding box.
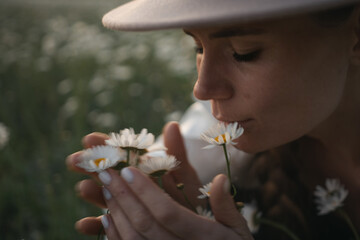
[214,134,227,143]
[94,158,106,167]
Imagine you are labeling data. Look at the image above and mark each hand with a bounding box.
[66,122,206,235]
[66,132,109,235]
[100,167,254,240]
[159,122,204,209]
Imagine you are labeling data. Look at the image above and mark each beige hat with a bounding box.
[103,0,359,31]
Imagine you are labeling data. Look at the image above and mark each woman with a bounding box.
[66,0,360,239]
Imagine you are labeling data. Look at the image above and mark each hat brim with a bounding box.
[103,0,358,31]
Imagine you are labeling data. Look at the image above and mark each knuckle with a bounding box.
[122,231,143,240]
[156,204,175,224]
[131,210,153,234]
[111,186,128,199]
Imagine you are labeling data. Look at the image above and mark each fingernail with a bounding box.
[66,152,81,168]
[103,187,112,200]
[101,215,109,229]
[75,181,82,193]
[223,176,230,194]
[99,171,112,185]
[121,167,134,183]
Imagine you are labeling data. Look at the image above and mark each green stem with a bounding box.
[157,177,163,189]
[126,149,130,166]
[222,144,237,197]
[337,208,360,240]
[97,227,104,240]
[181,189,197,213]
[257,217,301,240]
[135,151,140,167]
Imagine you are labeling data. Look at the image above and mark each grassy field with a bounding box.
[0,3,196,239]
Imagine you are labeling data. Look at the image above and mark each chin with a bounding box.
[232,137,277,154]
[233,141,264,154]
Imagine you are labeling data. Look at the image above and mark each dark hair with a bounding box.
[311,4,356,27]
[247,137,354,240]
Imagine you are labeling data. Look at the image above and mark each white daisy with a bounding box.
[201,122,244,149]
[196,206,215,220]
[146,142,168,153]
[314,178,349,215]
[138,154,179,177]
[77,145,125,172]
[106,128,155,153]
[198,182,212,199]
[242,201,260,233]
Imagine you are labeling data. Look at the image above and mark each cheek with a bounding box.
[233,55,348,153]
[196,55,202,72]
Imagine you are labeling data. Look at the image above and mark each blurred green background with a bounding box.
[0,0,196,239]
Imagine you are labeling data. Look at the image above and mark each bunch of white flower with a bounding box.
[77,128,177,178]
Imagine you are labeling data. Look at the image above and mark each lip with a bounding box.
[217,118,254,127]
[238,119,254,126]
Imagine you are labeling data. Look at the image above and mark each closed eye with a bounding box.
[233,50,261,62]
[194,46,203,54]
[195,46,261,63]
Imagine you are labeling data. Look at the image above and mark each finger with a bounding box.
[66,151,99,177]
[210,174,253,239]
[75,216,103,235]
[163,121,193,171]
[76,179,106,208]
[162,122,203,206]
[101,215,122,240]
[66,132,108,174]
[100,170,179,240]
[82,132,109,148]
[115,167,226,239]
[103,187,146,240]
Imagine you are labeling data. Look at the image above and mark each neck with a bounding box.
[307,65,360,166]
[300,65,360,229]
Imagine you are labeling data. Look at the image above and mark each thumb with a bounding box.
[163,121,199,181]
[163,121,192,170]
[210,174,253,239]
[162,121,203,207]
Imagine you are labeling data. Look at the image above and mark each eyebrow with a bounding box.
[183,28,265,39]
[209,28,266,39]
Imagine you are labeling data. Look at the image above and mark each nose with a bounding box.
[193,53,234,101]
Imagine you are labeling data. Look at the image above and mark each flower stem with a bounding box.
[222,144,236,197]
[182,190,197,212]
[126,149,130,165]
[257,217,301,240]
[337,208,360,240]
[157,177,163,189]
[97,227,104,240]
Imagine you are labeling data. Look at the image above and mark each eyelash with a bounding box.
[233,50,260,62]
[194,47,260,62]
[194,46,204,54]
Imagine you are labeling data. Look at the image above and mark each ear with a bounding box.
[350,5,360,65]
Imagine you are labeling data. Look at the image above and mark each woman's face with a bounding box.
[185,14,355,153]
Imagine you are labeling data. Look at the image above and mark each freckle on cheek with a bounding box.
[243,92,251,99]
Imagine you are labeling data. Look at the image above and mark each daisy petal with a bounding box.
[201,122,244,147]
[77,145,125,172]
